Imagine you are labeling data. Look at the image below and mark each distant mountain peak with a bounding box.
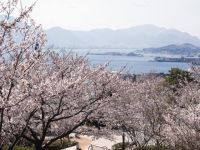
[48,26,67,31]
[46,25,200,49]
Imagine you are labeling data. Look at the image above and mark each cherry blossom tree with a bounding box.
[15,52,121,149]
[0,1,123,149]
[0,0,46,148]
[101,75,172,149]
[163,67,200,150]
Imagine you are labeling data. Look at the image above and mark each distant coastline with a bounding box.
[89,52,143,57]
[154,56,200,64]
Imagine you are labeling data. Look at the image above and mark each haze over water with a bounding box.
[65,49,190,74]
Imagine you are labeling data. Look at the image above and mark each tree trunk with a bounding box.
[0,108,4,149]
[34,142,44,150]
[156,139,160,150]
[122,132,125,150]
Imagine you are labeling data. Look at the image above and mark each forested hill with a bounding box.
[143,43,200,55]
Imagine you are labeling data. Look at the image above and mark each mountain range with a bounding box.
[46,25,200,49]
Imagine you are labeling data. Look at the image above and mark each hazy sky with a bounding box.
[29,0,200,37]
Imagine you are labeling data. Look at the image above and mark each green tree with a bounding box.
[165,68,193,88]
